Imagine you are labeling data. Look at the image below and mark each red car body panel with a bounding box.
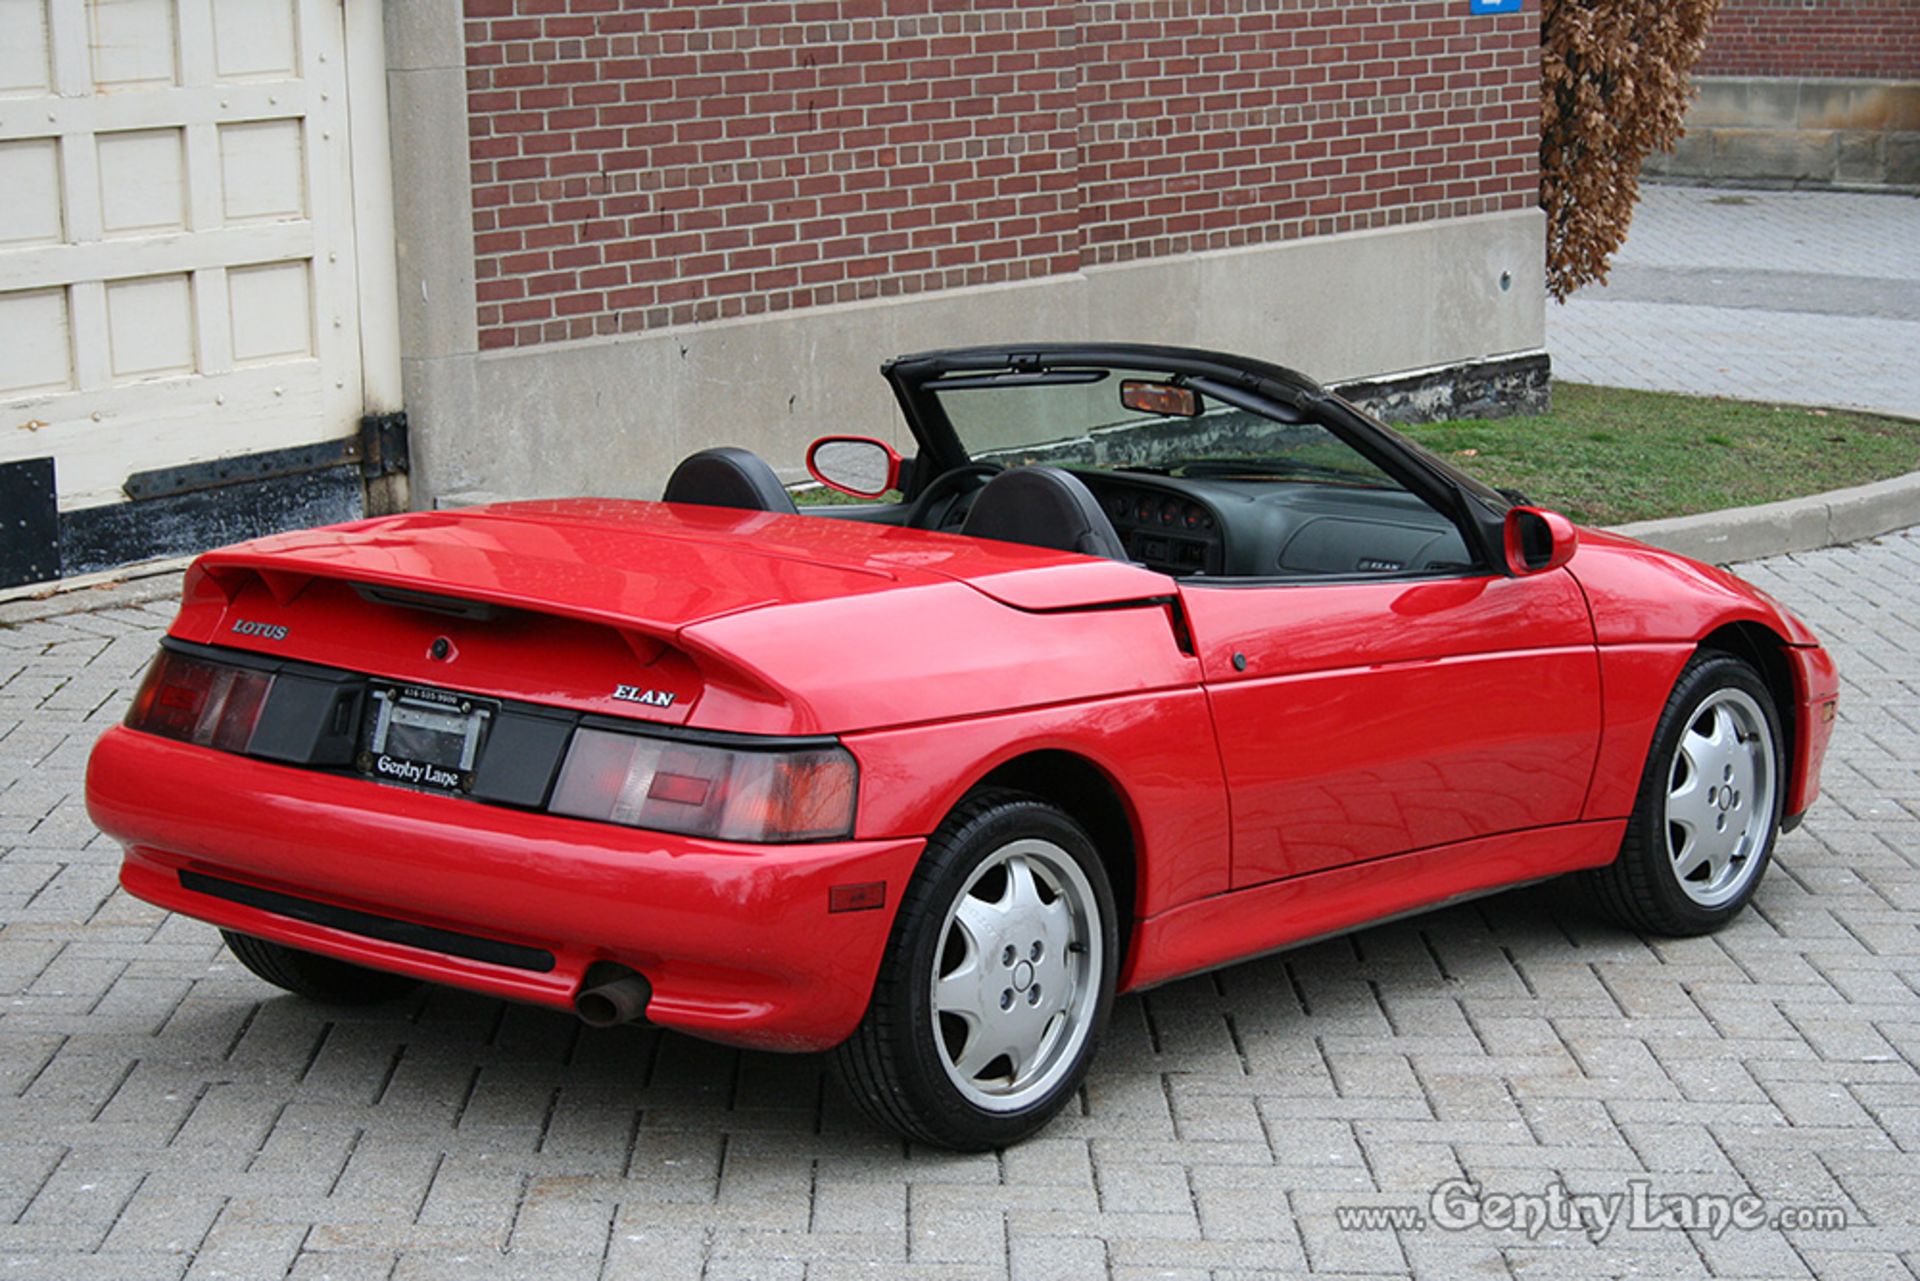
[91,726,922,1051]
[1569,528,1823,648]
[1561,531,1838,820]
[1180,570,1602,885]
[85,373,1838,1057]
[1573,637,1835,823]
[1578,643,1700,822]
[846,689,1235,911]
[1127,820,1627,990]
[681,583,1193,736]
[171,503,1188,737]
[1785,642,1839,818]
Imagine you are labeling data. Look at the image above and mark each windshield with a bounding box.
[1323,391,1515,514]
[929,367,1404,492]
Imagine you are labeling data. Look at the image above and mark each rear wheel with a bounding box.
[1588,651,1783,935]
[833,790,1116,1149]
[220,931,421,1004]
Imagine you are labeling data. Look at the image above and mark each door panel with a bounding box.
[1180,571,1601,887]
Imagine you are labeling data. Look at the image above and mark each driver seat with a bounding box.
[959,466,1129,561]
[661,447,798,514]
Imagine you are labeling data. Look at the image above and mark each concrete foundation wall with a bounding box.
[404,209,1547,506]
[1646,76,1920,187]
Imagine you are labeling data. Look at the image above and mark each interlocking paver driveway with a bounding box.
[2,531,1917,1279]
[1547,185,1920,419]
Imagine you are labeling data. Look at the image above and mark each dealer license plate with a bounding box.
[358,683,495,793]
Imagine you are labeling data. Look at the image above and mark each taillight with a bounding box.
[548,726,857,842]
[126,650,274,752]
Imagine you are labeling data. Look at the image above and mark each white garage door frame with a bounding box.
[0,0,401,586]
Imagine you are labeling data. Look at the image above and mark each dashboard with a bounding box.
[1068,469,1475,579]
[1074,475,1225,575]
[811,466,1482,580]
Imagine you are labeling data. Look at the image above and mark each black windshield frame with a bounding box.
[882,343,1513,575]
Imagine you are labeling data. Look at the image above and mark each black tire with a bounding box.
[832,790,1118,1150]
[1587,650,1785,936]
[220,930,421,1004]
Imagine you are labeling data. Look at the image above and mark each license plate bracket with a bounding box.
[358,683,495,793]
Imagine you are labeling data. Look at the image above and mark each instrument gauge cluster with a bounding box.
[1087,477,1222,576]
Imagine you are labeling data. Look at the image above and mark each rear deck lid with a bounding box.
[166,499,1180,729]
[168,501,947,724]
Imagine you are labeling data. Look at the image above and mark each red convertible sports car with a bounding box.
[87,344,1838,1149]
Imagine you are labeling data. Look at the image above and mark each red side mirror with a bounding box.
[1503,506,1578,575]
[806,435,902,499]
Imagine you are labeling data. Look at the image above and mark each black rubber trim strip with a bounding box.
[179,869,556,973]
[160,634,350,683]
[998,593,1179,616]
[573,712,839,751]
[158,636,842,750]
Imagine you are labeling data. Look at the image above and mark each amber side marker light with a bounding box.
[829,882,887,913]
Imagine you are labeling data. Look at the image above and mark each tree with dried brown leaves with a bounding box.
[1541,0,1720,301]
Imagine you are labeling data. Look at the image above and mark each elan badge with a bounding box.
[612,684,676,708]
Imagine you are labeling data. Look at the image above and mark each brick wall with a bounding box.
[1697,0,1920,79]
[463,1,1539,351]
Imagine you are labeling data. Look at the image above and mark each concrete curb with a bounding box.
[1607,468,1920,565]
[0,565,187,627]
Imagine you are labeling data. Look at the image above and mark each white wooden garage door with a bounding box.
[0,0,370,511]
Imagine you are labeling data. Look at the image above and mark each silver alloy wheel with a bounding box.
[930,837,1102,1112]
[1663,686,1777,908]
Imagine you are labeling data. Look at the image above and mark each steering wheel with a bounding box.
[904,462,1004,530]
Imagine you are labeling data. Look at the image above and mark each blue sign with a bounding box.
[1470,0,1523,12]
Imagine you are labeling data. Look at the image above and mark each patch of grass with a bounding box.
[790,484,901,507]
[1401,384,1920,525]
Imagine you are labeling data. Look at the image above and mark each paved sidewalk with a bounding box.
[1,531,1917,1279]
[1547,185,1920,418]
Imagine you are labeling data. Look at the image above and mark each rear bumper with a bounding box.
[88,726,921,1052]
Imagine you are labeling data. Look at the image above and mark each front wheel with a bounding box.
[1587,650,1784,935]
[833,791,1117,1149]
